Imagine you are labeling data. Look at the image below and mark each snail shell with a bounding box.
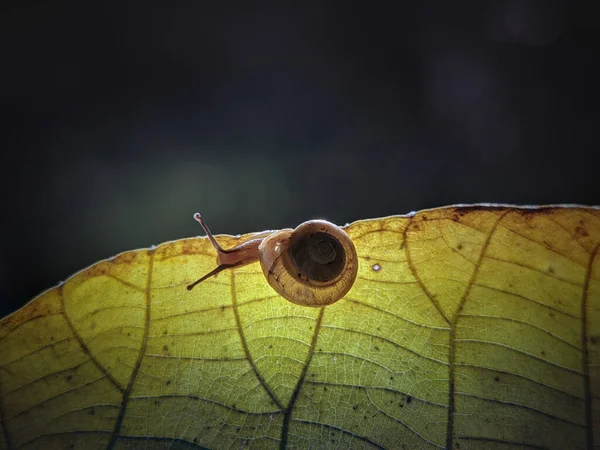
[258,220,358,307]
[187,215,358,307]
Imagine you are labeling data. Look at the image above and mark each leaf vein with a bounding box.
[76,304,147,325]
[291,418,385,449]
[456,435,549,449]
[473,283,580,319]
[305,380,448,408]
[147,326,238,339]
[455,363,584,400]
[245,334,311,348]
[322,325,449,365]
[456,392,585,426]
[107,249,155,448]
[231,271,283,410]
[365,389,445,448]
[14,430,112,450]
[485,255,584,287]
[129,394,283,416]
[0,377,14,450]
[404,216,451,324]
[0,336,72,369]
[60,286,124,392]
[6,374,107,421]
[0,312,63,342]
[344,298,451,331]
[455,339,583,375]
[316,350,438,375]
[144,354,245,362]
[446,209,508,450]
[581,242,599,449]
[458,314,580,350]
[280,308,324,449]
[498,222,586,268]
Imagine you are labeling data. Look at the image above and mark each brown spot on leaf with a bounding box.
[181,239,201,255]
[494,376,500,382]
[457,243,463,250]
[575,225,589,238]
[113,252,138,265]
[181,240,196,255]
[520,210,537,223]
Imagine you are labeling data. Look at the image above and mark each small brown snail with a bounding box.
[187,213,358,307]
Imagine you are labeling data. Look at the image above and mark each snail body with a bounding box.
[187,214,358,307]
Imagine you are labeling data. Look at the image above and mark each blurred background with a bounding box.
[0,1,598,316]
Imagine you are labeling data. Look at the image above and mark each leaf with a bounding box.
[0,205,599,450]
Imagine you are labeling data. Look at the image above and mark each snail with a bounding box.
[187,213,358,307]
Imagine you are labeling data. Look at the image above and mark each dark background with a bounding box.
[1,1,598,317]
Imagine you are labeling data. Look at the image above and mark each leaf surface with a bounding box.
[0,205,599,449]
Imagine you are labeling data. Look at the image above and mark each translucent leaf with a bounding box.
[0,205,598,449]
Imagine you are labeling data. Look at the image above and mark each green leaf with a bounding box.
[0,205,598,449]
